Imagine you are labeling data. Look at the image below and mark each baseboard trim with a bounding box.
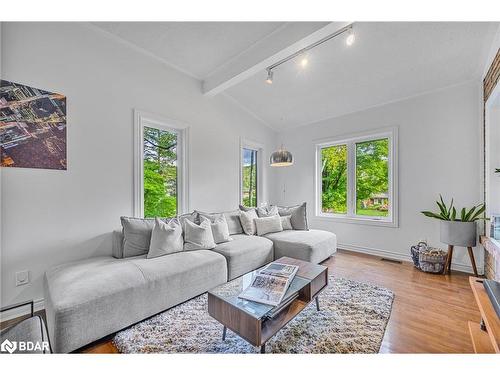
[0,299,45,322]
[338,242,482,275]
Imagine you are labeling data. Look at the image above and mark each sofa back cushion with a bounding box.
[147,218,184,259]
[255,215,283,236]
[277,202,309,230]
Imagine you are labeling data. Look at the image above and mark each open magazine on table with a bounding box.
[238,263,299,306]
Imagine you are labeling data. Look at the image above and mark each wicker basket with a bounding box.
[418,248,447,274]
[410,241,428,269]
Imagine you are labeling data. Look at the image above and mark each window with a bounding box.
[316,128,397,226]
[240,140,263,207]
[134,110,188,218]
[242,148,258,207]
[143,126,178,217]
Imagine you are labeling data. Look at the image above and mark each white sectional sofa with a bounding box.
[44,206,337,353]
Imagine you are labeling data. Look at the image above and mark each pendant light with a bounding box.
[270,145,293,167]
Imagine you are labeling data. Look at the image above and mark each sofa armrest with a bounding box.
[112,230,124,259]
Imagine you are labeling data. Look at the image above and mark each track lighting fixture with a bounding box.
[265,69,273,84]
[264,23,355,84]
[345,28,355,46]
[300,56,309,68]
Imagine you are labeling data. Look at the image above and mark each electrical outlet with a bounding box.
[15,270,29,286]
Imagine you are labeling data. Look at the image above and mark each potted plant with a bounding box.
[421,195,485,247]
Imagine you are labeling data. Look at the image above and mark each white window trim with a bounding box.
[133,109,190,218]
[239,138,264,207]
[314,127,399,227]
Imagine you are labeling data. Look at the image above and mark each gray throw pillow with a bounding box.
[239,209,258,235]
[197,210,243,235]
[183,217,216,250]
[256,205,278,217]
[147,218,183,259]
[280,215,293,230]
[255,215,283,236]
[178,212,199,233]
[277,202,309,230]
[197,212,231,244]
[222,210,244,235]
[120,216,162,258]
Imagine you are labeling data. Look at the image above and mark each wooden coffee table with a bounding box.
[207,256,328,353]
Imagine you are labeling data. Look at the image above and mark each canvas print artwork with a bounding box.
[0,80,67,170]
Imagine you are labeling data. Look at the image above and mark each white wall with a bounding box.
[0,22,277,308]
[272,81,483,272]
[482,25,500,79]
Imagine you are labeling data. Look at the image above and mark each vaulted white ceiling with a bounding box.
[92,22,287,79]
[92,22,499,131]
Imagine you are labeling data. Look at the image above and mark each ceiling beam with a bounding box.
[202,22,351,96]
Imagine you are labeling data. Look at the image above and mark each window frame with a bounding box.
[314,127,398,227]
[133,109,190,218]
[239,138,263,207]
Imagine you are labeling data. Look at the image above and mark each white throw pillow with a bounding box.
[183,217,216,250]
[147,218,184,259]
[280,215,293,230]
[255,215,283,236]
[239,209,258,235]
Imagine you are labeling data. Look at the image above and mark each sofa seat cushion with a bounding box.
[211,234,274,280]
[129,250,227,308]
[44,251,227,353]
[264,229,337,264]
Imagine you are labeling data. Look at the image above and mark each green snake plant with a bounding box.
[421,195,485,222]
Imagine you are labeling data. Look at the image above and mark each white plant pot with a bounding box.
[439,220,477,247]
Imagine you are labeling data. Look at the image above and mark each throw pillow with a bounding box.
[277,202,309,230]
[280,215,293,230]
[183,217,216,250]
[256,205,278,217]
[255,215,283,236]
[197,210,243,235]
[197,212,231,244]
[239,209,258,235]
[147,218,183,259]
[178,212,199,232]
[120,216,168,258]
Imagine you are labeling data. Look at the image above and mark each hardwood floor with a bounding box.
[3,250,480,353]
[329,250,479,353]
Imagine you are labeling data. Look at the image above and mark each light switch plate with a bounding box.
[15,270,29,286]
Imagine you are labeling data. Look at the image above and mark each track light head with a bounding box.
[300,56,308,68]
[265,70,273,84]
[346,28,355,46]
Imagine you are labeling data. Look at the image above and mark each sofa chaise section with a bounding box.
[265,229,337,264]
[44,251,227,353]
[210,234,274,280]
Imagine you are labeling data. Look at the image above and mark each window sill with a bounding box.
[314,214,398,228]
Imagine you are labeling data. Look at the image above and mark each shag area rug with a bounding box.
[114,276,394,354]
